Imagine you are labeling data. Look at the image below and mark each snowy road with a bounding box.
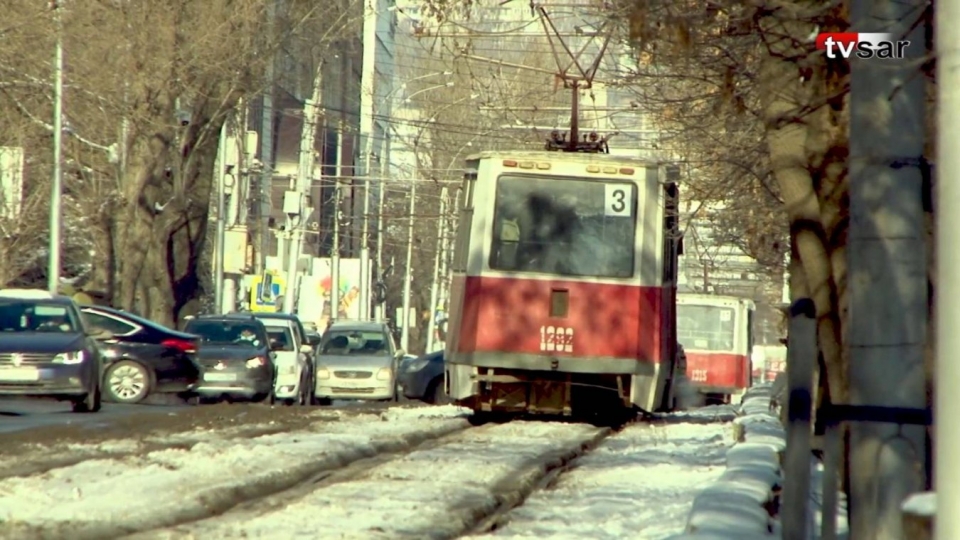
[0,404,739,540]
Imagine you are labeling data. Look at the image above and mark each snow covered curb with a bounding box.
[671,384,785,539]
[0,411,470,540]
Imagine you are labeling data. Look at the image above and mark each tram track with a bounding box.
[125,416,640,540]
[0,406,735,540]
[0,408,472,540]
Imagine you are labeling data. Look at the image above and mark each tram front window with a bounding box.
[489,175,636,278]
[677,305,736,352]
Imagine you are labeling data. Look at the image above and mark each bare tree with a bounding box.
[0,0,363,325]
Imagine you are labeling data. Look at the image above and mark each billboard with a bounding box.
[296,258,363,331]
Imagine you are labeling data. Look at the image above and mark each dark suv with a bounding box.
[0,289,103,412]
[183,314,277,403]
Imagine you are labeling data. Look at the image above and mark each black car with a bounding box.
[183,315,277,403]
[79,305,202,403]
[0,289,103,413]
[234,311,310,348]
[397,350,448,404]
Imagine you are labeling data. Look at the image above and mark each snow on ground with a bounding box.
[809,458,849,539]
[0,408,470,538]
[141,421,606,539]
[460,421,732,540]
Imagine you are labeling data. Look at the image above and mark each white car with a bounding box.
[261,320,314,405]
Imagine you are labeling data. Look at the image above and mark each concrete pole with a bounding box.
[847,0,928,537]
[358,0,378,320]
[426,186,447,352]
[48,3,64,294]
[936,0,960,536]
[214,122,228,313]
[257,0,277,275]
[330,122,343,321]
[375,134,389,321]
[283,62,323,314]
[400,181,416,351]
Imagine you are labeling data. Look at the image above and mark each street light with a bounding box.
[395,93,477,351]
[403,81,456,104]
[361,71,453,320]
[48,1,64,294]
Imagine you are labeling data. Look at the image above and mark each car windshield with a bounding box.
[677,305,735,352]
[320,330,388,356]
[266,327,295,352]
[0,301,79,333]
[185,320,264,347]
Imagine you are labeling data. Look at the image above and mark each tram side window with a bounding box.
[489,175,636,278]
[452,176,475,272]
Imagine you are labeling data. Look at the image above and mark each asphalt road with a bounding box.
[0,395,416,437]
[0,395,190,435]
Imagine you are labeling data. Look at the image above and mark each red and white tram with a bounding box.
[676,293,755,404]
[444,150,686,420]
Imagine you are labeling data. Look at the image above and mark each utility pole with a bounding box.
[358,0,378,320]
[48,1,64,294]
[375,134,389,321]
[400,181,416,351]
[936,0,960,536]
[847,0,928,537]
[426,186,447,352]
[282,62,323,314]
[258,0,277,275]
[214,122,228,312]
[330,121,344,322]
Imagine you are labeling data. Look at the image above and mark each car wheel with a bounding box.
[298,378,310,406]
[72,384,102,413]
[104,361,151,404]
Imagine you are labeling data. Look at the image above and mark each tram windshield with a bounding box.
[677,304,736,352]
[489,174,636,278]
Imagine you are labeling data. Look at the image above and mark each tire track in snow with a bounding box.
[463,408,738,540]
[0,406,472,540]
[125,420,614,540]
[0,404,436,481]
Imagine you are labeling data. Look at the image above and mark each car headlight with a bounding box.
[246,357,266,369]
[53,350,85,365]
[376,367,391,381]
[407,358,430,372]
[317,367,331,380]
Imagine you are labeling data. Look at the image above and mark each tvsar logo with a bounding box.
[815,32,910,60]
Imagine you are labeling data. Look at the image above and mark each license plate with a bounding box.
[204,372,237,382]
[0,367,39,382]
[333,378,368,388]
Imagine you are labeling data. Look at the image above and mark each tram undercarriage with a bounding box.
[452,366,675,424]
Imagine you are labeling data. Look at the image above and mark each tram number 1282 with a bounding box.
[540,326,574,353]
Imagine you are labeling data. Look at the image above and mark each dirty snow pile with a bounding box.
[0,405,469,538]
[142,421,605,539]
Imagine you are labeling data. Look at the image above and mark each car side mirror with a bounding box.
[301,344,313,354]
[90,329,113,340]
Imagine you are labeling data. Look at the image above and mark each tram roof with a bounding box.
[465,150,663,168]
[677,293,757,309]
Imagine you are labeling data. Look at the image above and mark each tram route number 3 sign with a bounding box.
[604,184,633,217]
[540,326,574,353]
